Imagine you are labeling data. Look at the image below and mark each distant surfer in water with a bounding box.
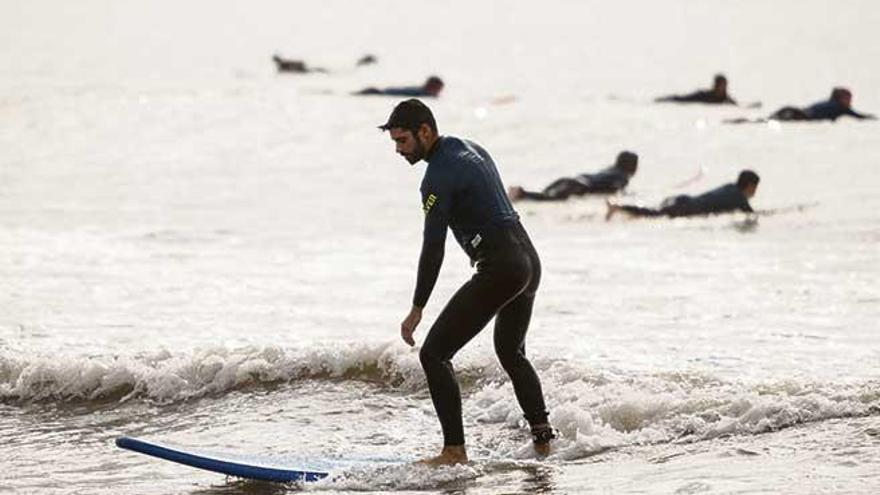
[271,54,328,74]
[606,170,759,220]
[356,76,444,98]
[655,74,738,105]
[507,151,638,202]
[273,53,378,74]
[726,87,876,123]
[380,99,554,465]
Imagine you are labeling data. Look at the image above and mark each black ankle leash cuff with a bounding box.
[531,426,557,445]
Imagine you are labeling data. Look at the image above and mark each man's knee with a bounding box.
[419,342,446,370]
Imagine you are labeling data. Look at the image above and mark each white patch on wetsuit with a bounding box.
[470,234,482,248]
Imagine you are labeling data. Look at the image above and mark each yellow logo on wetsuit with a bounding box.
[423,193,438,215]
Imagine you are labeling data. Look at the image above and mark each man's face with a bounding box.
[390,127,426,164]
[743,183,758,199]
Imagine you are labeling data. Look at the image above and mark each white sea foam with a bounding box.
[3,342,876,457]
[0,342,422,403]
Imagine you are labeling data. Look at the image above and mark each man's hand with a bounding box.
[400,305,423,346]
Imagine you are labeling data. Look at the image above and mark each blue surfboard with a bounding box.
[116,437,331,482]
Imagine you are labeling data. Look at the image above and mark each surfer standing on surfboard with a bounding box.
[379,99,555,466]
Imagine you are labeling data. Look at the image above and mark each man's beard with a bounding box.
[405,137,426,165]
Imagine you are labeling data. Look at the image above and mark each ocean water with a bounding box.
[2,0,879,493]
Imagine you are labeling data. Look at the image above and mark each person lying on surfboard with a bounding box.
[655,74,738,105]
[380,99,555,466]
[507,151,638,202]
[767,87,876,122]
[271,54,329,74]
[355,76,444,98]
[726,88,876,124]
[606,170,759,220]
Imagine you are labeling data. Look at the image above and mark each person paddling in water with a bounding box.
[606,170,759,219]
[507,151,638,202]
[655,74,738,105]
[767,87,875,121]
[356,76,445,98]
[380,99,555,466]
[726,87,876,124]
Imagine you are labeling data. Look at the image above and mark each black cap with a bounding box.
[378,99,436,132]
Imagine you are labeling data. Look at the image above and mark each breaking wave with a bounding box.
[2,342,878,454]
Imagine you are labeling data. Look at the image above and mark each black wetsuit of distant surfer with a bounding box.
[656,75,738,105]
[359,86,434,97]
[272,55,327,74]
[617,183,753,218]
[656,90,737,105]
[414,136,550,447]
[357,76,444,98]
[728,88,876,124]
[512,151,638,202]
[518,167,630,201]
[770,99,874,121]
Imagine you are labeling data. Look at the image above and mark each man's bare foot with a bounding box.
[534,441,551,457]
[605,198,620,221]
[508,185,525,201]
[418,445,468,466]
[531,423,556,458]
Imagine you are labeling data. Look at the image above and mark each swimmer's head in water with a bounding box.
[831,87,852,107]
[614,151,639,176]
[737,169,760,198]
[713,74,728,96]
[424,76,445,97]
[379,99,438,165]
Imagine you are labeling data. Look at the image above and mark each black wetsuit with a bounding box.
[520,166,631,201]
[620,183,752,218]
[358,86,435,97]
[770,100,874,121]
[657,90,737,105]
[415,136,549,446]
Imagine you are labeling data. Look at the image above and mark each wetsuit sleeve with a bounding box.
[412,182,453,308]
[846,108,875,119]
[741,200,754,213]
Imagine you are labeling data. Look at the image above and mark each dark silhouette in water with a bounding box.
[356,54,378,66]
[508,151,639,202]
[726,87,876,124]
[272,54,328,74]
[768,87,875,121]
[606,170,759,219]
[656,74,738,105]
[355,76,444,97]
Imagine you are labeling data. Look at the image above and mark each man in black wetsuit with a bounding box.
[768,87,875,121]
[606,170,759,219]
[656,74,738,105]
[507,151,638,202]
[356,76,444,97]
[380,99,554,465]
